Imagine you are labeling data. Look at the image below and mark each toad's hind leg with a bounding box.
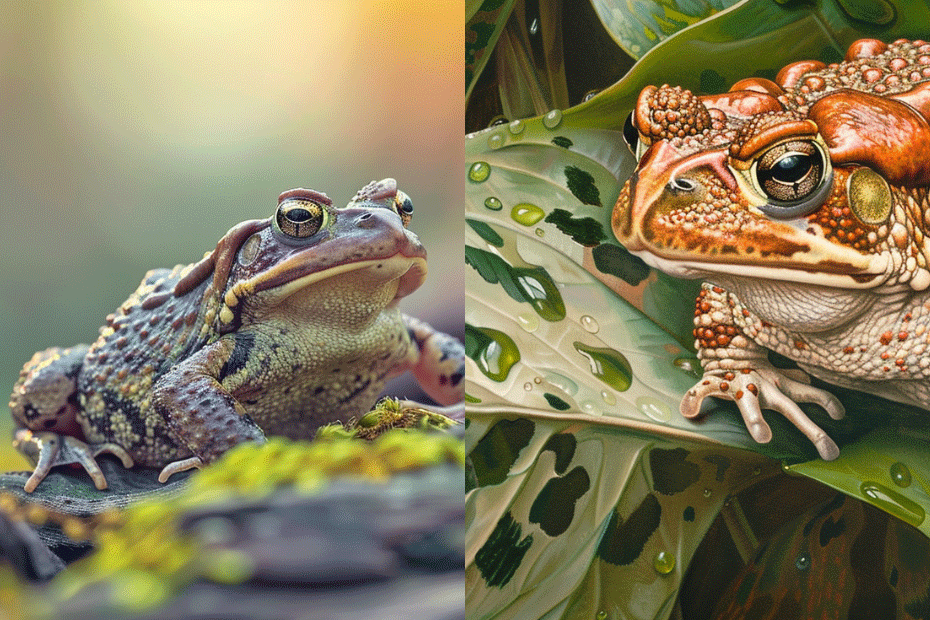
[10,345,134,492]
[13,430,134,492]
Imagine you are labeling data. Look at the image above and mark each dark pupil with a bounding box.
[622,112,639,154]
[771,154,812,183]
[400,199,413,214]
[286,207,312,222]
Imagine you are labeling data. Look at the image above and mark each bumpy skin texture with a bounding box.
[9,179,464,491]
[612,39,930,460]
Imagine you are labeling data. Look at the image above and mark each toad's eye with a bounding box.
[275,199,326,238]
[622,112,639,157]
[753,139,832,219]
[393,190,413,227]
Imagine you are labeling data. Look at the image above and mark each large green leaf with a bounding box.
[467,418,776,620]
[466,1,930,618]
[589,0,740,60]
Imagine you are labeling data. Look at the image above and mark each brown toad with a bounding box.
[10,179,464,491]
[612,38,930,459]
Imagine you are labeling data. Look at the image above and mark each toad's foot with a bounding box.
[13,429,134,493]
[680,365,845,461]
[158,456,205,483]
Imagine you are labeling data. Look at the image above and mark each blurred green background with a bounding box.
[0,1,464,471]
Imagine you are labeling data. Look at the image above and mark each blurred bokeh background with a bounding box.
[0,1,463,471]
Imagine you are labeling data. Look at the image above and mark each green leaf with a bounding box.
[589,0,741,59]
[466,0,517,103]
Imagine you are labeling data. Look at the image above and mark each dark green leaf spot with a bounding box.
[650,448,701,495]
[551,136,573,149]
[466,219,504,247]
[469,417,535,487]
[529,466,590,537]
[591,244,650,285]
[564,166,601,206]
[543,392,571,411]
[597,493,661,566]
[703,454,731,482]
[475,511,533,588]
[819,515,846,548]
[543,208,606,246]
[541,434,576,475]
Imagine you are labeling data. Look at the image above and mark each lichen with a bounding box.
[44,411,464,613]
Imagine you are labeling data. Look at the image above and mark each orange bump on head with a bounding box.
[810,90,930,186]
[845,39,888,61]
[699,90,783,118]
[776,60,827,89]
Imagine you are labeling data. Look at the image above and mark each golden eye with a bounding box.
[275,200,325,238]
[393,190,413,227]
[752,139,832,219]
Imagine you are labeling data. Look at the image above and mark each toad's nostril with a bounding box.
[667,177,698,194]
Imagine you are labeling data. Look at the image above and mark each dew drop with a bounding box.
[529,17,539,35]
[517,312,539,332]
[542,109,563,129]
[510,266,565,321]
[484,196,503,211]
[795,553,811,571]
[703,488,712,498]
[596,611,608,620]
[524,382,533,391]
[653,551,675,575]
[544,372,578,396]
[583,89,601,102]
[487,132,505,150]
[534,228,545,237]
[891,462,912,488]
[469,162,490,183]
[674,357,702,378]
[636,396,672,422]
[511,203,545,226]
[533,376,542,384]
[574,342,633,392]
[509,119,525,135]
[600,390,616,405]
[465,325,520,382]
[580,401,597,414]
[860,482,925,527]
[580,315,599,333]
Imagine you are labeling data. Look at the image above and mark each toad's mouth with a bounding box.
[632,250,891,289]
[239,251,427,304]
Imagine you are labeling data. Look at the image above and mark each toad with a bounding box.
[10,179,464,491]
[613,39,930,459]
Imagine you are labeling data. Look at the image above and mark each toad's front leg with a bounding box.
[151,335,266,482]
[682,284,845,460]
[402,314,465,415]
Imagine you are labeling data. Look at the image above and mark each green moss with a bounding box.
[48,417,465,612]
